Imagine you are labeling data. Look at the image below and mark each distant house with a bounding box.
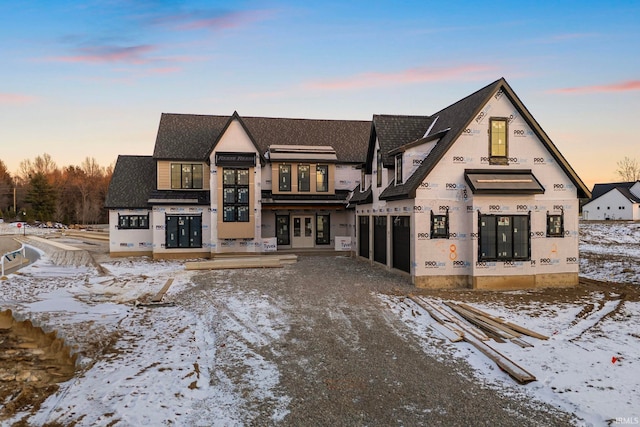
[106,77,591,290]
[350,78,590,289]
[582,181,640,220]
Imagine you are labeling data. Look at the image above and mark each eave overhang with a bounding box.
[464,169,545,195]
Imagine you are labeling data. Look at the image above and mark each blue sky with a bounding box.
[1,0,639,189]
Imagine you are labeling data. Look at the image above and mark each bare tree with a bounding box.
[616,157,640,181]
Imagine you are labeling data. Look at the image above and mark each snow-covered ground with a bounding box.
[0,221,638,426]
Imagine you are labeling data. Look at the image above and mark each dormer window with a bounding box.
[360,168,365,191]
[376,149,382,187]
[395,154,403,185]
[489,118,508,165]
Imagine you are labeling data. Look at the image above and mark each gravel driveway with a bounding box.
[179,255,574,426]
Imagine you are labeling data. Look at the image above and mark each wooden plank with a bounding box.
[458,303,549,340]
[445,303,518,340]
[463,333,536,384]
[429,322,464,343]
[151,278,174,303]
[412,296,490,341]
[407,295,464,342]
[185,258,282,270]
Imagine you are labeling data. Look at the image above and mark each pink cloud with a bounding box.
[0,93,36,105]
[550,80,640,94]
[304,64,496,91]
[52,45,157,64]
[154,9,274,32]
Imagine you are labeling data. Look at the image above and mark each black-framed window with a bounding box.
[316,165,328,192]
[489,118,508,164]
[376,149,382,187]
[316,214,330,245]
[223,168,250,222]
[165,215,202,248]
[430,210,449,239]
[360,168,366,191]
[279,164,291,191]
[298,164,310,192]
[395,154,403,185]
[276,215,290,245]
[547,212,564,237]
[478,213,530,261]
[118,214,149,229]
[171,163,203,189]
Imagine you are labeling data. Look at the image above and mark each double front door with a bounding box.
[292,215,314,248]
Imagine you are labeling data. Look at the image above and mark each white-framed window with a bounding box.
[395,154,403,185]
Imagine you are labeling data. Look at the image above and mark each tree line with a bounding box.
[0,154,113,225]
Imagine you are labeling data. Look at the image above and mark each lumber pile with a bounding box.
[408,294,544,384]
[184,254,297,270]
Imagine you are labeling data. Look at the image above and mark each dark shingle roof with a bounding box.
[380,77,591,200]
[153,113,371,164]
[590,181,638,200]
[105,155,156,208]
[153,114,229,160]
[347,185,372,206]
[616,187,640,203]
[367,115,432,169]
[243,117,370,164]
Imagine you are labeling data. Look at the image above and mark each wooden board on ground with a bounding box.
[463,333,536,384]
[185,257,283,270]
[151,278,174,303]
[457,302,549,340]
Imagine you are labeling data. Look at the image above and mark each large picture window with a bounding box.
[223,168,250,222]
[298,164,310,192]
[478,213,529,261]
[118,214,149,229]
[165,215,202,248]
[171,163,203,189]
[279,164,291,192]
[489,118,508,164]
[316,165,328,192]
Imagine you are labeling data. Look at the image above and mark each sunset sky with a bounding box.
[1,1,639,190]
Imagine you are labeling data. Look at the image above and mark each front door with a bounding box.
[292,215,314,248]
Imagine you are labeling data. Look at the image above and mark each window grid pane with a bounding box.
[316,165,328,192]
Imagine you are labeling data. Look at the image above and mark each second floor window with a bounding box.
[316,165,328,192]
[395,154,403,185]
[279,164,291,191]
[298,164,310,192]
[489,118,508,164]
[376,149,382,187]
[171,163,203,189]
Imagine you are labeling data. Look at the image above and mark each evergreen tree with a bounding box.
[25,172,57,222]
